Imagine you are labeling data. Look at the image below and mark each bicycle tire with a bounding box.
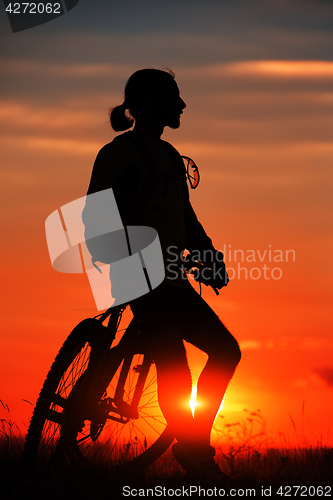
[23,317,99,466]
[23,310,172,470]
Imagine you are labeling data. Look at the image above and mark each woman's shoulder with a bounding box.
[97,131,134,157]
[87,132,141,194]
[161,139,182,158]
[161,140,184,170]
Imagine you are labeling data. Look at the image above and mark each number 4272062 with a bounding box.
[276,485,331,497]
[5,3,61,15]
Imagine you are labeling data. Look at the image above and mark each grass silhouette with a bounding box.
[1,401,332,499]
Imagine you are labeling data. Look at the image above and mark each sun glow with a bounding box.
[217,395,226,417]
[190,386,226,418]
[189,384,197,416]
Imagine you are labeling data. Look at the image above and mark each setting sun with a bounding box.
[189,384,197,416]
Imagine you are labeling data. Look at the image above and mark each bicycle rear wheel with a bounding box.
[23,308,172,470]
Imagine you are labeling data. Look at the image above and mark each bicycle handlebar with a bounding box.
[181,254,221,296]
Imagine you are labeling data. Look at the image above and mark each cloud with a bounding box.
[220,61,333,78]
[0,99,108,137]
[1,57,332,269]
[239,340,262,350]
[314,368,333,387]
[2,10,333,69]
[6,136,99,155]
[239,337,332,351]
[3,58,333,151]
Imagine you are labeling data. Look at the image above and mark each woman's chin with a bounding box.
[168,117,181,129]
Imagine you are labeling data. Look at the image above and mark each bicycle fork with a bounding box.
[113,353,152,420]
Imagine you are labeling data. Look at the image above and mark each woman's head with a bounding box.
[110,68,186,132]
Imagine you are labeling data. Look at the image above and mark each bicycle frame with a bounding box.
[72,304,155,429]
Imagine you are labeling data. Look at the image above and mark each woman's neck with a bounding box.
[133,121,164,140]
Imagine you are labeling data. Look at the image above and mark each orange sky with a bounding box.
[1,2,333,448]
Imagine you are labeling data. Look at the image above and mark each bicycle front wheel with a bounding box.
[70,348,173,470]
[23,317,99,466]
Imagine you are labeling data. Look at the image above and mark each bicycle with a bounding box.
[23,256,225,472]
[23,304,174,472]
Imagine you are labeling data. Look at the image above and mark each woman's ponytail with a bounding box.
[109,103,134,132]
[110,69,175,132]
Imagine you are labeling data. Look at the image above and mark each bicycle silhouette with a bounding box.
[23,256,219,471]
[23,302,174,470]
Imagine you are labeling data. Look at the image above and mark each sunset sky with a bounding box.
[1,0,332,447]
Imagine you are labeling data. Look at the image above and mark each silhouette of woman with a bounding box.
[85,68,241,480]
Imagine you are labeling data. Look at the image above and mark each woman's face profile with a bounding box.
[157,77,186,130]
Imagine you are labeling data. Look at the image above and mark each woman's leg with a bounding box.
[148,326,195,443]
[131,282,241,451]
[185,317,241,446]
[131,285,195,443]
[171,300,241,479]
